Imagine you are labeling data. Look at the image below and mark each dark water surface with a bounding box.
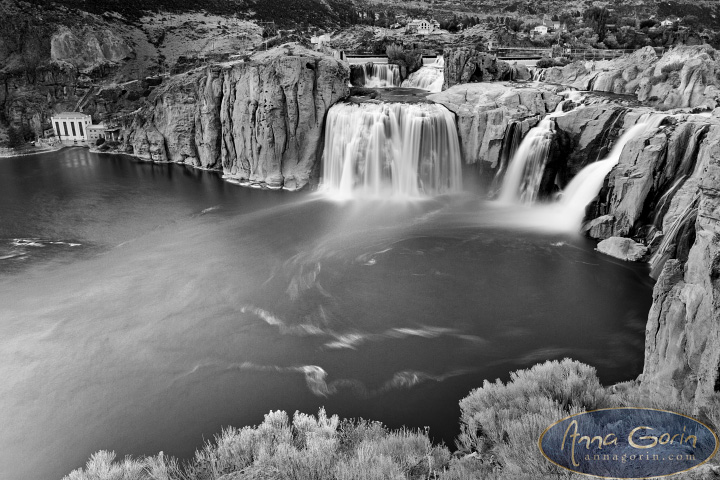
[0,148,654,480]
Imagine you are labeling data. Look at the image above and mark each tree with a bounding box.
[682,15,700,29]
[7,126,23,148]
[583,7,609,42]
[639,19,656,29]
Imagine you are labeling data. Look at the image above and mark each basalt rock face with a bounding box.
[126,44,349,189]
[561,110,720,408]
[640,124,720,408]
[543,46,720,110]
[50,26,133,73]
[427,83,562,171]
[442,47,526,91]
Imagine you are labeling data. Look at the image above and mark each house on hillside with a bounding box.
[406,19,434,35]
[533,25,548,36]
[660,18,677,27]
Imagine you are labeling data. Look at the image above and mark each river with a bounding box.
[0,147,653,479]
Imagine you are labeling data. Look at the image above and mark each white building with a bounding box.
[310,34,331,49]
[86,123,106,143]
[51,112,91,145]
[533,25,548,35]
[660,19,675,27]
[406,19,434,35]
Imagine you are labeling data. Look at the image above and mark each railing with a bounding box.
[491,46,666,61]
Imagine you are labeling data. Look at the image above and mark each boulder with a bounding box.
[596,237,648,261]
[583,214,615,239]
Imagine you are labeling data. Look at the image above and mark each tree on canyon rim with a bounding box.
[584,7,610,42]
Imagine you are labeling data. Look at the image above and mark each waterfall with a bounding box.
[361,63,401,88]
[401,67,443,92]
[556,114,666,227]
[401,57,444,92]
[497,102,569,204]
[491,121,523,193]
[321,102,462,198]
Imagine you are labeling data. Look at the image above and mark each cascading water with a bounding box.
[361,63,401,88]
[498,101,570,204]
[491,121,523,194]
[401,57,444,92]
[556,114,666,226]
[321,102,462,198]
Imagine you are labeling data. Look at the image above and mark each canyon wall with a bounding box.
[554,105,720,410]
[126,44,349,190]
[442,47,530,90]
[435,43,720,410]
[542,45,720,110]
[427,83,562,173]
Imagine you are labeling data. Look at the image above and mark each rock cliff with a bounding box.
[442,47,530,90]
[428,83,562,173]
[543,45,720,110]
[548,101,720,409]
[640,123,720,408]
[126,44,349,190]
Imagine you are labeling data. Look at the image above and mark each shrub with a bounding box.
[63,451,181,480]
[386,44,423,76]
[457,359,607,476]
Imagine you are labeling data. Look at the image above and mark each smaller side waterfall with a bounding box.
[401,67,443,92]
[498,101,570,204]
[556,114,666,226]
[321,102,462,198]
[401,57,444,92]
[362,63,401,88]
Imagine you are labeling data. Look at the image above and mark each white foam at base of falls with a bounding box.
[320,102,462,199]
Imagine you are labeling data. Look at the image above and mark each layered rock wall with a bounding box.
[126,44,349,189]
[427,83,562,170]
[442,47,530,90]
[543,46,720,110]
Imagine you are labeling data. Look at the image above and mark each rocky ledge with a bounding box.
[125,43,349,190]
[543,45,720,110]
[428,82,562,175]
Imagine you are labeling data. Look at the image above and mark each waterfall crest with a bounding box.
[321,102,462,198]
[361,64,401,88]
[401,57,444,92]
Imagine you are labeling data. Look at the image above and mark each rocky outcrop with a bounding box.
[543,46,720,110]
[127,44,349,189]
[50,26,133,72]
[596,237,648,261]
[442,47,528,90]
[640,124,720,407]
[428,83,562,170]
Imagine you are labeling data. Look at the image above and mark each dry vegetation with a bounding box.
[64,358,720,480]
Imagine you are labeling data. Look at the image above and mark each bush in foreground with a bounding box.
[64,359,720,480]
